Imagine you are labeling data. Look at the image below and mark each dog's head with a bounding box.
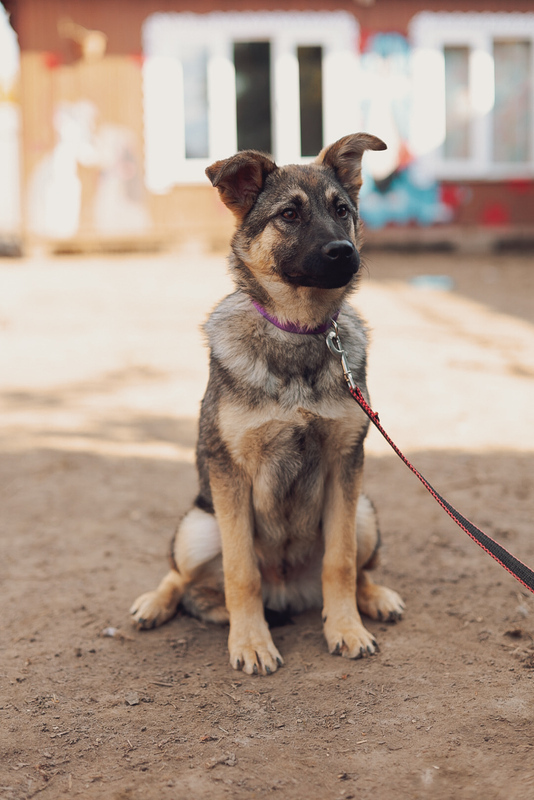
[206,133,386,302]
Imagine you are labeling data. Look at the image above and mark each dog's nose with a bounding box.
[321,240,355,261]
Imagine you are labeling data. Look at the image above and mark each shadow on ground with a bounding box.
[2,442,534,800]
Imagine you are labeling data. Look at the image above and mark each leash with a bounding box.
[325,318,534,595]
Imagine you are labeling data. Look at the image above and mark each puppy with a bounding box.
[131,133,405,675]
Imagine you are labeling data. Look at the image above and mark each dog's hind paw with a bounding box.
[357,580,405,623]
[130,591,174,629]
[130,570,184,629]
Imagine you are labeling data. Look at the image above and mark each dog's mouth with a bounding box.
[282,240,360,290]
[283,271,355,289]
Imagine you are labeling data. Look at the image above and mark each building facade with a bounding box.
[3,0,534,251]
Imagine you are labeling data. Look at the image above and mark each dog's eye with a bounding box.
[281,208,298,221]
[336,205,349,219]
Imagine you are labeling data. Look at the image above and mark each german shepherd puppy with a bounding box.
[131,133,405,675]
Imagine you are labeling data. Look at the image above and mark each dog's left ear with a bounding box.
[206,150,277,220]
[315,133,386,203]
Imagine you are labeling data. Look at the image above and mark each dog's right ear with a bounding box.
[206,151,277,220]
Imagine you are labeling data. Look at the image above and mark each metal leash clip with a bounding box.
[325,318,356,391]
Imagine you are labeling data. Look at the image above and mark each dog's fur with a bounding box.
[131,133,405,675]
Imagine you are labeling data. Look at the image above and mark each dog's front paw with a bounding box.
[229,622,284,676]
[357,582,405,623]
[323,616,378,659]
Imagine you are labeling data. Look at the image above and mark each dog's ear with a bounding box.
[315,133,386,203]
[206,151,277,220]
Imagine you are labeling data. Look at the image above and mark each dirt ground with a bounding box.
[1,247,534,800]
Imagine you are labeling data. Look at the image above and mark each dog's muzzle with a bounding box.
[283,239,360,289]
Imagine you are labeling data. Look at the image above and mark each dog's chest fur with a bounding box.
[197,292,370,568]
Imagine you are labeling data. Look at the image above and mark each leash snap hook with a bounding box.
[325,330,342,358]
[325,318,342,356]
[325,319,356,390]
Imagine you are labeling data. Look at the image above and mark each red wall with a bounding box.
[442,181,534,228]
[7,0,534,56]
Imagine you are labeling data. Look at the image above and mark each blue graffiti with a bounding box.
[359,32,450,228]
[360,168,448,228]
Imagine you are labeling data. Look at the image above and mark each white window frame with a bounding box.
[142,11,360,191]
[410,12,534,181]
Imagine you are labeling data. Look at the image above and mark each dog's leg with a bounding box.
[355,497,405,621]
[210,469,283,676]
[130,507,221,629]
[321,469,379,658]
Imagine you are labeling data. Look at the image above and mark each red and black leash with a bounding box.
[326,320,534,595]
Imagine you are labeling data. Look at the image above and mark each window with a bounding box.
[298,46,324,158]
[142,11,360,190]
[410,13,534,180]
[493,40,531,164]
[182,46,209,159]
[234,41,272,153]
[443,46,470,160]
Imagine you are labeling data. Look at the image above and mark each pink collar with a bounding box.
[251,301,339,335]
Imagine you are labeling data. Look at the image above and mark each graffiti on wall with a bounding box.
[358,32,455,229]
[28,99,150,240]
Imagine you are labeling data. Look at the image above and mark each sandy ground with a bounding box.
[1,248,534,800]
